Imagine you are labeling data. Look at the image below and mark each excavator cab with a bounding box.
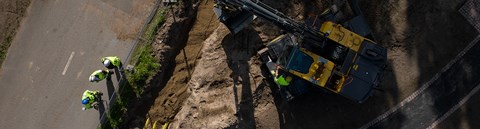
[261,33,383,103]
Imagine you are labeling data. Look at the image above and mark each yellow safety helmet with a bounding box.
[286,76,292,82]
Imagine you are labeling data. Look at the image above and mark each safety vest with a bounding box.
[91,70,106,80]
[275,75,290,87]
[102,56,121,67]
[82,90,95,108]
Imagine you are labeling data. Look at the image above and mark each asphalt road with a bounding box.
[0,0,154,128]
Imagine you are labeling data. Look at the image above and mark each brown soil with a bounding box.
[147,0,220,124]
[169,25,265,129]
[130,0,478,128]
[0,0,31,65]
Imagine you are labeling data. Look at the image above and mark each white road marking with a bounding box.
[62,51,75,75]
[76,70,83,80]
[359,35,480,129]
[426,83,480,129]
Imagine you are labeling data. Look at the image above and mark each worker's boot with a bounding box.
[95,91,103,96]
[285,91,294,102]
[94,91,103,102]
[92,102,100,110]
[105,70,113,80]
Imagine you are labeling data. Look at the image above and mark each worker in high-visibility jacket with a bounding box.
[101,56,122,69]
[268,62,293,100]
[89,69,110,83]
[275,68,293,99]
[81,90,103,111]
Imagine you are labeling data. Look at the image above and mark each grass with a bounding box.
[129,9,166,65]
[128,7,165,97]
[101,80,133,129]
[128,45,160,96]
[0,35,13,65]
[100,7,166,129]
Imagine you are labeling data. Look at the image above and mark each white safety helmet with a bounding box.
[89,76,99,82]
[89,76,95,82]
[103,60,111,67]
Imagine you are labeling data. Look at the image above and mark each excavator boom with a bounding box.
[214,0,324,41]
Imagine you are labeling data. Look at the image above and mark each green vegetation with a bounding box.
[102,80,133,129]
[0,35,13,65]
[144,9,167,44]
[129,9,166,65]
[101,7,166,129]
[128,45,160,96]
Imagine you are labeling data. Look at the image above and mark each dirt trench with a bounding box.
[357,0,477,105]
[121,0,200,128]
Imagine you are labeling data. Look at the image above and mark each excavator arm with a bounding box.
[214,0,325,46]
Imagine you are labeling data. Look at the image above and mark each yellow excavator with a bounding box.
[214,0,387,103]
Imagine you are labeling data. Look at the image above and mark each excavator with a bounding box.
[213,0,387,103]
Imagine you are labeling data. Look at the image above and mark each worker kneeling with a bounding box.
[89,69,110,83]
[270,64,294,101]
[101,56,122,69]
[276,73,294,101]
[81,90,103,111]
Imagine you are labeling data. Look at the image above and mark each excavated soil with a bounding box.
[132,0,477,128]
[148,0,220,125]
[170,25,265,128]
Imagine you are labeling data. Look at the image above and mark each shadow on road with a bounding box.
[409,0,480,128]
[98,100,106,121]
[422,1,480,127]
[106,79,115,101]
[114,68,121,82]
[358,0,479,128]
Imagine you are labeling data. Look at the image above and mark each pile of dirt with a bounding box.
[170,25,265,128]
[0,0,31,65]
